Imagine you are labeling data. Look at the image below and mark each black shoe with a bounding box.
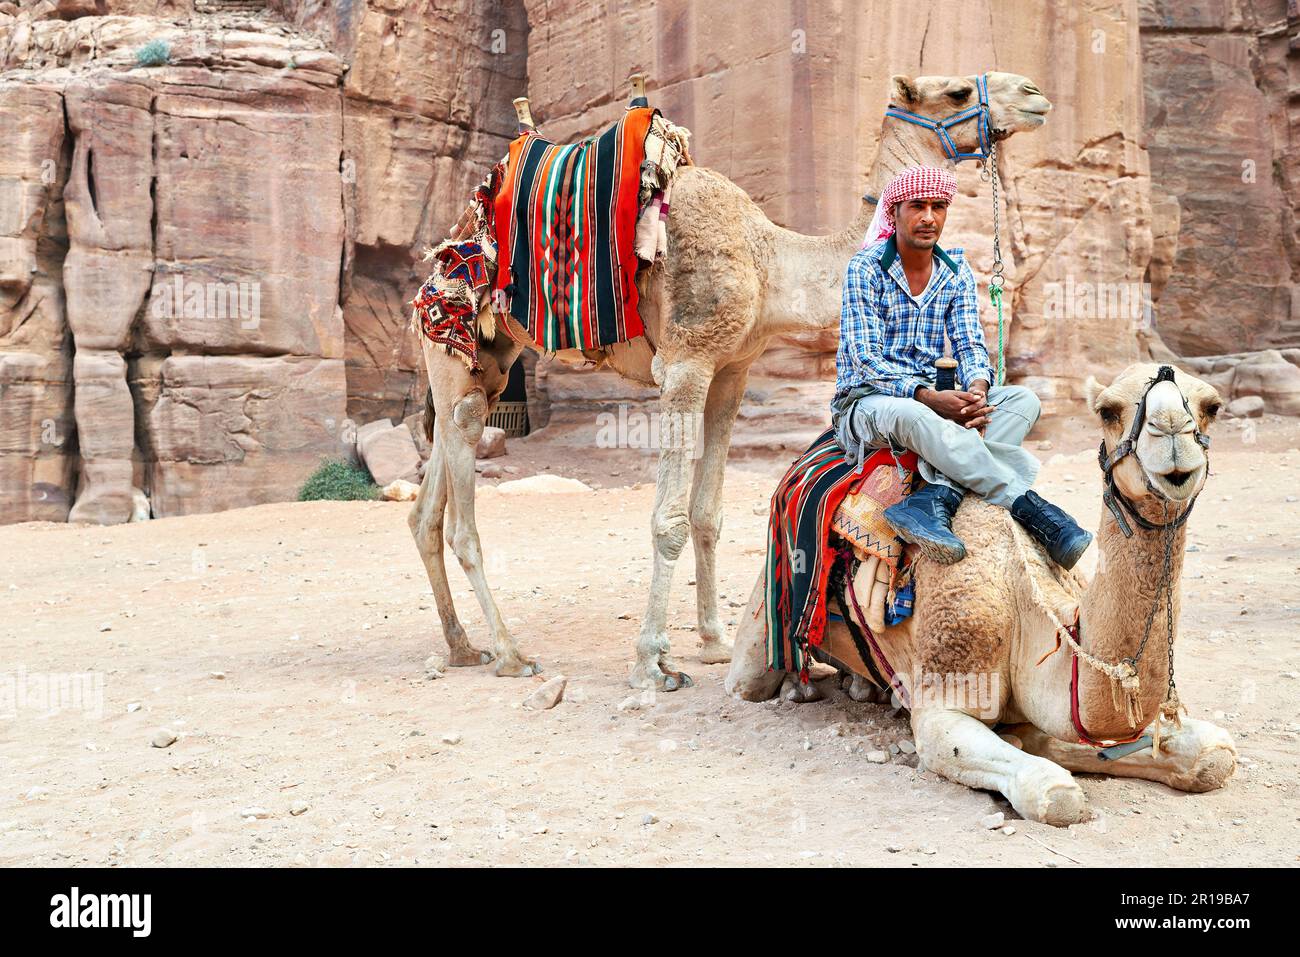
[1011,489,1093,570]
[882,483,967,564]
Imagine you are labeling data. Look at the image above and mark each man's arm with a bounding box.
[946,260,994,393]
[841,256,925,399]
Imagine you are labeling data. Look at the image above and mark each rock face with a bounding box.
[1,1,1296,525]
[272,0,527,426]
[0,83,74,523]
[1140,0,1299,356]
[0,1,520,524]
[1181,349,1300,416]
[520,0,1160,416]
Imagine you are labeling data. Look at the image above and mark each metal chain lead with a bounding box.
[982,139,1006,385]
[1164,521,1178,701]
[1125,502,1178,700]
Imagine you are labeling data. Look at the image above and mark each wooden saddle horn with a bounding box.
[513,96,535,134]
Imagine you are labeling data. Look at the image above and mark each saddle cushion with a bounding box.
[831,456,915,571]
[493,107,656,353]
[763,429,917,679]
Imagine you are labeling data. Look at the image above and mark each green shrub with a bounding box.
[298,460,381,502]
[135,39,172,68]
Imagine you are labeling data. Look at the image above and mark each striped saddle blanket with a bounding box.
[764,429,919,681]
[493,107,657,353]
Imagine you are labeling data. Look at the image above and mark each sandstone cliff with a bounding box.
[1,0,1296,526]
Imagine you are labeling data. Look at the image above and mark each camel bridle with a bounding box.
[1097,364,1211,539]
[884,73,995,162]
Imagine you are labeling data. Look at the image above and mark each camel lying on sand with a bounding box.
[726,363,1236,825]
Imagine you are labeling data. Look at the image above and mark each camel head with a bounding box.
[1088,363,1222,506]
[889,71,1052,152]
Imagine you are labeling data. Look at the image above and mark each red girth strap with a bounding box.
[1068,620,1145,747]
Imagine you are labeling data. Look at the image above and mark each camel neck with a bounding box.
[826,123,954,262]
[1075,499,1191,738]
[760,121,959,336]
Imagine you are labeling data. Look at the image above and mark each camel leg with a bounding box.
[630,357,712,691]
[440,386,540,677]
[1009,718,1237,793]
[911,708,1089,826]
[843,671,888,703]
[689,362,749,665]
[407,428,493,666]
[723,570,784,700]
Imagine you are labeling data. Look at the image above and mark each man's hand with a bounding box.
[916,386,996,431]
[962,378,994,432]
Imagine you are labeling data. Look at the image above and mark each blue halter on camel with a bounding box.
[884,73,993,162]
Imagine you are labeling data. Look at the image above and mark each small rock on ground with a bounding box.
[522,675,567,711]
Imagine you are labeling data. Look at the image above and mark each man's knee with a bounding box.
[998,385,1041,427]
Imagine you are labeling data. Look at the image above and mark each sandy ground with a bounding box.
[2,411,1298,868]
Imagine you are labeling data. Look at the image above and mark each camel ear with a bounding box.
[1084,375,1106,412]
[891,74,918,105]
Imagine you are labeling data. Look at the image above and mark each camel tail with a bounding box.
[423,387,435,444]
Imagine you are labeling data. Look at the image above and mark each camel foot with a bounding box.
[629,658,694,692]
[1008,764,1088,827]
[494,654,542,677]
[780,674,823,703]
[1177,744,1236,793]
[447,645,494,667]
[841,672,885,703]
[698,638,733,665]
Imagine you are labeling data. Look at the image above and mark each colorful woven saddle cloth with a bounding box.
[493,106,657,354]
[763,429,919,681]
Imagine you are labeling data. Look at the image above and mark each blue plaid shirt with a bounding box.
[834,236,993,402]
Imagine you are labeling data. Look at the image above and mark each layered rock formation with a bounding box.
[1,10,354,522]
[1,0,1297,526]
[521,0,1158,416]
[0,0,522,523]
[1140,0,1299,356]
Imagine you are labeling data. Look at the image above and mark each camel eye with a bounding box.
[948,88,972,102]
[1202,401,1220,420]
[1097,403,1123,425]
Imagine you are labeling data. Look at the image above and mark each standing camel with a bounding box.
[726,363,1237,824]
[408,73,1053,689]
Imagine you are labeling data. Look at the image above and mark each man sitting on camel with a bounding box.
[831,165,1092,570]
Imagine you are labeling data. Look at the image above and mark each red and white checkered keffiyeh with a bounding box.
[863,165,958,247]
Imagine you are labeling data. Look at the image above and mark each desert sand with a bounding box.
[2,411,1298,868]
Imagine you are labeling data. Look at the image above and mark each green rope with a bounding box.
[990,281,1005,386]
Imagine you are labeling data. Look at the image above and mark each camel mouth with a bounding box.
[1145,463,1205,501]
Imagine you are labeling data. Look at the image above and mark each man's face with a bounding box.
[895,197,948,250]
